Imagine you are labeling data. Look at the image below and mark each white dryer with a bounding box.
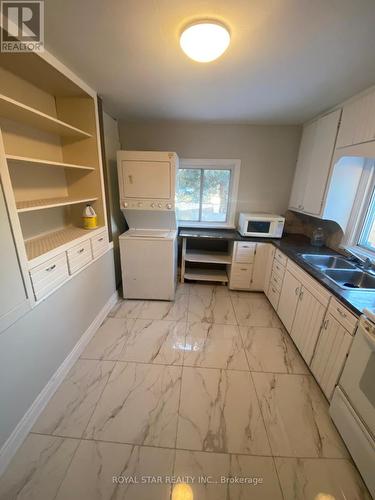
[117,150,178,301]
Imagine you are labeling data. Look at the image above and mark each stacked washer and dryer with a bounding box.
[117,150,178,300]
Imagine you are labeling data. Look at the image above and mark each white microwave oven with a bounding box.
[238,213,285,238]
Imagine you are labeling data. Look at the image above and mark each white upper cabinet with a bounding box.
[289,109,341,216]
[336,88,375,148]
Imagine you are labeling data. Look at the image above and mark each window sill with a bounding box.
[178,222,236,230]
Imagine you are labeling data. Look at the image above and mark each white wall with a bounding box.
[0,250,116,449]
[119,121,301,219]
[102,112,126,286]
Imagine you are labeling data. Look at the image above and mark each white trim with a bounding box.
[341,159,375,261]
[177,158,240,228]
[0,290,118,477]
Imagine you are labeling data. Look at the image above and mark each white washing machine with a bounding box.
[119,229,177,300]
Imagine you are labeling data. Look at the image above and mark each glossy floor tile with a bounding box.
[118,319,186,365]
[85,361,182,447]
[188,288,237,324]
[241,326,309,374]
[184,322,248,370]
[56,441,174,500]
[275,457,372,500]
[32,359,115,438]
[252,372,349,458]
[177,366,271,455]
[0,434,79,500]
[81,318,135,360]
[1,285,370,500]
[137,294,188,321]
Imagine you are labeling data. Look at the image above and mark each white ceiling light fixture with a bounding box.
[180,21,230,63]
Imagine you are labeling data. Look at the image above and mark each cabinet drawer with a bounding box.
[67,239,92,275]
[275,249,287,267]
[270,270,283,292]
[329,298,358,334]
[234,242,255,263]
[30,253,69,301]
[268,283,280,310]
[230,263,252,289]
[272,259,286,279]
[91,231,109,259]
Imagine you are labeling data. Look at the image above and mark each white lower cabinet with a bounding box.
[67,239,93,275]
[229,242,271,291]
[310,299,357,400]
[290,285,327,365]
[30,253,69,301]
[277,269,301,332]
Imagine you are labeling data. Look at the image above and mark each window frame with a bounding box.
[177,158,241,229]
[342,158,375,261]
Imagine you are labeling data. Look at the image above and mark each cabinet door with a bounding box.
[290,286,326,365]
[250,243,270,291]
[264,245,276,298]
[302,109,341,215]
[337,89,375,148]
[0,182,30,333]
[277,270,301,332]
[289,121,316,210]
[310,313,353,400]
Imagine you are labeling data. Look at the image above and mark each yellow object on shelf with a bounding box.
[82,204,98,230]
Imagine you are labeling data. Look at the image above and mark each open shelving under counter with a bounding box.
[6,155,95,171]
[0,94,93,138]
[16,196,99,213]
[183,268,229,283]
[24,225,105,263]
[184,249,232,264]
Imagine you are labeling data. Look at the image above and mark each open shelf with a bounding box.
[16,196,98,213]
[185,249,232,264]
[184,268,229,283]
[6,155,95,171]
[24,225,103,261]
[0,93,92,138]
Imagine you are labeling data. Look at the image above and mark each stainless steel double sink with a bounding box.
[299,254,375,291]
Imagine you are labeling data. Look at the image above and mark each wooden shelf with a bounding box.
[185,249,232,264]
[25,226,103,261]
[16,196,98,213]
[0,94,92,138]
[6,155,95,171]
[184,268,229,283]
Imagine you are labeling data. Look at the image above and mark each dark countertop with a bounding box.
[178,227,375,316]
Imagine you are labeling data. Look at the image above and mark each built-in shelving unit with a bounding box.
[16,196,98,212]
[6,155,95,171]
[0,51,108,287]
[184,268,229,282]
[185,249,232,264]
[0,93,92,138]
[181,237,232,284]
[25,225,103,261]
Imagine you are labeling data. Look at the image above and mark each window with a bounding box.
[176,159,240,228]
[343,159,375,259]
[358,186,375,252]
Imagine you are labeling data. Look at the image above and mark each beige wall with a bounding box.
[119,121,301,220]
[102,112,126,286]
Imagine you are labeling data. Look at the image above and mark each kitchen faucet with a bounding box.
[345,248,374,271]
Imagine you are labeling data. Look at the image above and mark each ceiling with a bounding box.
[45,0,375,124]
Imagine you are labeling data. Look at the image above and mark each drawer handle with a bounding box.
[336,307,347,318]
[240,268,248,271]
[323,319,329,330]
[78,248,85,254]
[98,237,104,242]
[46,264,56,272]
[295,286,300,296]
[299,289,304,301]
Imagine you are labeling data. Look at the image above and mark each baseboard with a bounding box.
[0,290,119,477]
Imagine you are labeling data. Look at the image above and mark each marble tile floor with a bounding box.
[0,284,371,500]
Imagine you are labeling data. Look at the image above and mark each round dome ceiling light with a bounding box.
[180,21,230,63]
